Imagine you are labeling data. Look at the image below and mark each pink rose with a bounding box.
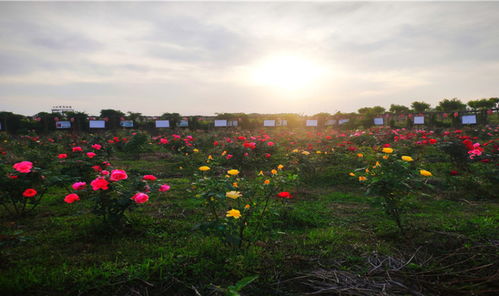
[110,169,128,181]
[72,146,83,152]
[131,192,149,204]
[58,154,68,159]
[91,144,102,150]
[90,178,109,191]
[159,184,171,192]
[64,193,80,203]
[72,182,86,190]
[86,152,96,158]
[13,161,33,173]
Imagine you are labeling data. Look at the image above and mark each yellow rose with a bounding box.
[382,147,393,154]
[198,166,210,171]
[277,164,284,170]
[226,209,241,219]
[401,156,414,162]
[227,169,239,176]
[359,176,367,181]
[420,169,432,177]
[264,179,270,185]
[232,182,238,188]
[349,172,356,177]
[258,170,264,176]
[193,148,199,153]
[271,169,277,175]
[357,153,364,158]
[244,204,251,209]
[301,151,310,155]
[226,191,242,199]
[383,155,389,159]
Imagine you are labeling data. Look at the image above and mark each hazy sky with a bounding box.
[1,2,498,116]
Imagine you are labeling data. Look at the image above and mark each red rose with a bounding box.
[23,188,37,197]
[143,175,157,181]
[277,192,292,199]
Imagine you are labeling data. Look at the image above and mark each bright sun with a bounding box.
[249,54,325,91]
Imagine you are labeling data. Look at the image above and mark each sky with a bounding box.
[0,1,498,116]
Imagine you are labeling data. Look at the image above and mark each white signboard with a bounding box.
[461,115,477,125]
[325,119,337,126]
[306,120,318,127]
[120,120,133,128]
[155,120,170,128]
[178,120,189,127]
[56,121,71,129]
[414,116,425,125]
[373,118,384,125]
[264,120,276,127]
[89,120,105,129]
[214,120,227,127]
[339,119,349,125]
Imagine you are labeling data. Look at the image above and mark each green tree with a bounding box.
[411,101,431,113]
[435,98,467,112]
[100,109,125,129]
[0,111,26,134]
[160,113,181,128]
[467,98,498,110]
[389,104,410,114]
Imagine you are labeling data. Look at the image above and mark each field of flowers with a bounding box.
[1,126,498,295]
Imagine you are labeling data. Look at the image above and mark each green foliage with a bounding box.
[0,162,47,216]
[124,132,149,159]
[191,166,298,248]
[411,101,431,113]
[435,98,467,112]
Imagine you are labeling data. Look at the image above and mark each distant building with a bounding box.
[51,106,74,114]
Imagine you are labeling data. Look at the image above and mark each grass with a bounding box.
[1,163,498,295]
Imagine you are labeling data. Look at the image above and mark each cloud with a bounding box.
[0,2,498,116]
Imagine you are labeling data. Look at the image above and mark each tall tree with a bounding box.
[100,109,125,129]
[411,101,431,113]
[436,98,467,112]
[389,104,410,114]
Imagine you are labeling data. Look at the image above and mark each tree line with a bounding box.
[0,98,497,134]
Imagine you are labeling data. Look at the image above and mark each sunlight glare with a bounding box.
[249,54,325,91]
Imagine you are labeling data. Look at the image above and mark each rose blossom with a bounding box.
[131,192,149,204]
[110,169,128,181]
[72,182,87,190]
[90,178,109,191]
[143,175,157,181]
[23,188,37,197]
[159,184,171,192]
[13,161,33,173]
[64,193,80,203]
